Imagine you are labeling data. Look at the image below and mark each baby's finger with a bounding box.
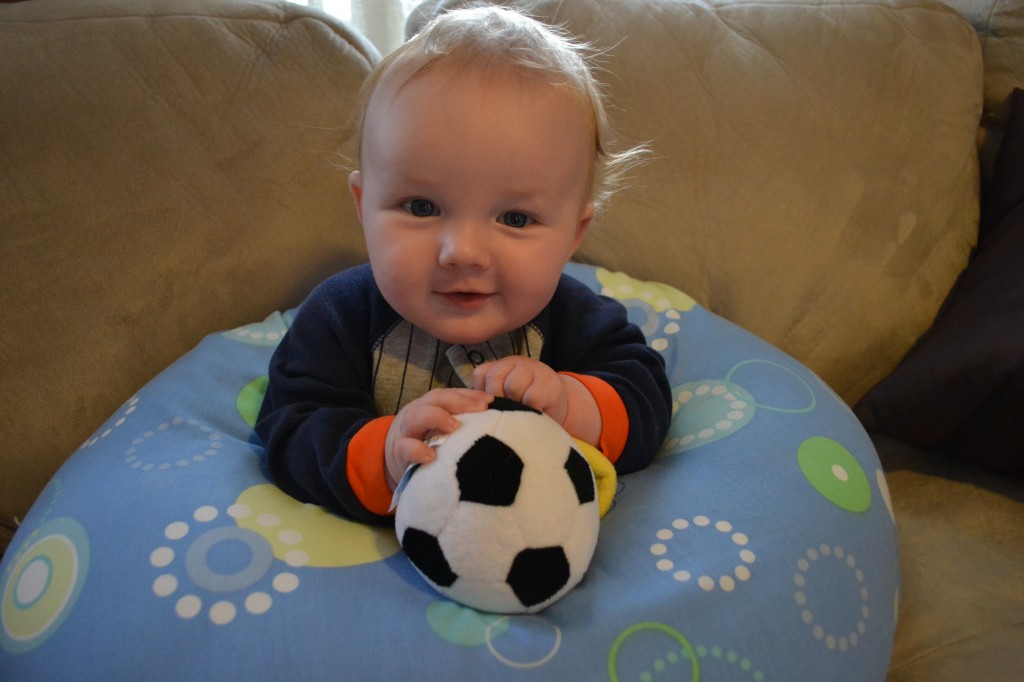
[397,438,437,466]
[500,367,538,404]
[421,387,493,414]
[470,362,493,391]
[473,363,512,397]
[398,404,460,440]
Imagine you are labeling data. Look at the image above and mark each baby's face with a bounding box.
[350,67,594,345]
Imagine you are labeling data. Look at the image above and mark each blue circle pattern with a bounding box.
[185,526,275,594]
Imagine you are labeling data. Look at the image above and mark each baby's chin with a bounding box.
[420,319,530,347]
[430,327,508,347]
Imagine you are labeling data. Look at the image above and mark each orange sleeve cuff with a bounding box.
[560,372,629,465]
[346,416,396,517]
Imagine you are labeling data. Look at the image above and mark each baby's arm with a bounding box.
[472,357,601,446]
[517,274,673,475]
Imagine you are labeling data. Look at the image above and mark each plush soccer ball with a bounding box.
[394,398,601,614]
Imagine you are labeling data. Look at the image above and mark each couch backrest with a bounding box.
[415,0,984,404]
[0,0,375,542]
[0,0,1006,547]
[943,0,1024,187]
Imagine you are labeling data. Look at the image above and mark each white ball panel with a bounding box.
[395,404,601,614]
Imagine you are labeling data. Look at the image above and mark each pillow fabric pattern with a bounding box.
[0,265,899,681]
[855,88,1024,477]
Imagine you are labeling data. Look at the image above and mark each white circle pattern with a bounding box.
[150,504,302,625]
[664,385,753,451]
[650,516,756,592]
[125,418,225,471]
[79,395,140,450]
[792,544,869,651]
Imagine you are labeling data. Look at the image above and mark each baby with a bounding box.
[256,6,672,523]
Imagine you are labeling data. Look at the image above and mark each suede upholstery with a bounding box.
[2,0,1022,679]
[1,0,375,544]
[416,0,984,406]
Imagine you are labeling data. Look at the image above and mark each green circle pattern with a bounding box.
[690,644,766,681]
[237,376,269,428]
[608,622,700,682]
[797,436,871,513]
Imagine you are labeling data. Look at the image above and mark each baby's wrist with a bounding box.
[557,373,602,445]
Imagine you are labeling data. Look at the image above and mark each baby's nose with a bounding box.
[438,221,490,269]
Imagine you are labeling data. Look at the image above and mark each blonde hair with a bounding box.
[348,5,646,213]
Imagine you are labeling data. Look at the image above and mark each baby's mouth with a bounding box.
[438,291,493,309]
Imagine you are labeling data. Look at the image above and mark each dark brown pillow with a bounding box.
[855,88,1024,477]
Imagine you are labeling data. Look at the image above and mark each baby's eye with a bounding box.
[404,198,439,217]
[499,211,532,229]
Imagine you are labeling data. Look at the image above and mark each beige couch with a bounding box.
[1,0,1021,678]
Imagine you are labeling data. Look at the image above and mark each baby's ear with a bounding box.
[348,170,364,221]
[571,203,594,254]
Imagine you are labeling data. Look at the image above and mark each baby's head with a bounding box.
[347,6,644,345]
[349,5,641,213]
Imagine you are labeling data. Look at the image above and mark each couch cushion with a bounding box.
[873,435,1024,681]
[416,0,984,406]
[0,0,377,548]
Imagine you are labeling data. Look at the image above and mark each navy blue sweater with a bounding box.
[256,265,671,523]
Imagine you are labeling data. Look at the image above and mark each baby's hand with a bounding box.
[385,388,492,489]
[473,357,602,446]
[472,357,571,424]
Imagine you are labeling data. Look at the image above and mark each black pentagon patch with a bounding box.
[487,397,541,414]
[456,435,523,506]
[564,447,596,505]
[402,527,457,588]
[507,546,570,608]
